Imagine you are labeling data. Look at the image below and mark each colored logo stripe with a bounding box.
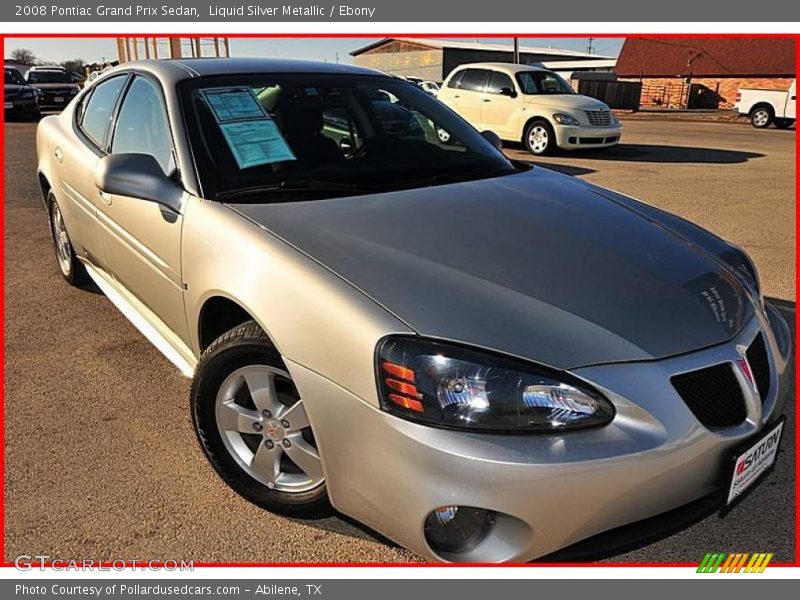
[697,552,773,573]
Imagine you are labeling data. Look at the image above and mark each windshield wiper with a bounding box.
[217,180,361,201]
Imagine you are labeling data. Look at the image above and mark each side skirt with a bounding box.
[82,261,197,378]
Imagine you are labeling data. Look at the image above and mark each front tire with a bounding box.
[524,119,556,155]
[47,192,88,286]
[750,106,773,128]
[192,321,330,518]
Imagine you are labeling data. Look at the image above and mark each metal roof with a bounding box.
[109,57,386,82]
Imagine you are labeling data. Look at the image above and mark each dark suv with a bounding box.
[25,67,80,111]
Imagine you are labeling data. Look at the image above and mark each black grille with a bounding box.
[746,332,771,402]
[672,363,747,428]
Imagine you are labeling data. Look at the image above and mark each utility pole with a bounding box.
[513,37,520,63]
[586,37,595,54]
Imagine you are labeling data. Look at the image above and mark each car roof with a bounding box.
[449,62,549,76]
[105,57,389,85]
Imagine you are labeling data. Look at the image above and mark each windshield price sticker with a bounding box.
[219,120,297,170]
[201,87,296,169]
[202,87,268,122]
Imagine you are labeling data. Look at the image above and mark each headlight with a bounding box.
[552,113,580,126]
[611,111,620,124]
[376,337,614,433]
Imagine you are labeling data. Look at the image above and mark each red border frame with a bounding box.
[0,31,797,570]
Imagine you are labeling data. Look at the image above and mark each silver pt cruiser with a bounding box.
[36,58,791,562]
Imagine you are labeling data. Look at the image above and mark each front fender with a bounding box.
[181,197,414,407]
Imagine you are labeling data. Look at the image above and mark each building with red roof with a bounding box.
[616,37,794,109]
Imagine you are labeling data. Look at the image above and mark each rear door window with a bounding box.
[79,75,128,147]
[486,71,515,94]
[459,69,490,93]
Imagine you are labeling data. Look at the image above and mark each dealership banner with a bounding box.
[4,0,800,22]
[4,580,799,598]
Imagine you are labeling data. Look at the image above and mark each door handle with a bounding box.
[54,147,63,163]
[483,98,491,102]
[99,191,112,205]
[453,95,460,98]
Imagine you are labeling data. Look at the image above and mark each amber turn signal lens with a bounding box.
[388,393,424,412]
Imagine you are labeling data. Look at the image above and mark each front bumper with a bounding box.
[37,92,76,110]
[4,97,39,115]
[289,303,791,562]
[554,124,622,150]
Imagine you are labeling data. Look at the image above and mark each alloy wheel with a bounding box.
[215,364,323,493]
[50,201,72,276]
[528,125,549,154]
[753,109,770,127]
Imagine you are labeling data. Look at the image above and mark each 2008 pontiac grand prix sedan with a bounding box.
[36,58,791,563]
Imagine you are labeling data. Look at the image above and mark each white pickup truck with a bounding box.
[734,80,795,129]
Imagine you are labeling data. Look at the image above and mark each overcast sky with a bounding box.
[4,37,624,65]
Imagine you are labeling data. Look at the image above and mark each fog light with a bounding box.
[424,506,496,554]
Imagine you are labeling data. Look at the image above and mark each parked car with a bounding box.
[4,66,41,120]
[85,66,114,88]
[734,80,796,129]
[25,66,80,110]
[438,62,622,155]
[419,81,440,96]
[37,58,790,563]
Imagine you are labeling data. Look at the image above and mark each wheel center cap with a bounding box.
[263,419,285,441]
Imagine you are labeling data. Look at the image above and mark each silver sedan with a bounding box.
[36,58,790,562]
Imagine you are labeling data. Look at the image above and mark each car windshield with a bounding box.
[516,71,575,95]
[27,70,71,83]
[4,69,26,85]
[181,73,518,201]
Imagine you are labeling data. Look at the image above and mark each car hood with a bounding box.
[522,93,610,112]
[228,168,753,370]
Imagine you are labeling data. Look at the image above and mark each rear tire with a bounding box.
[192,320,331,518]
[750,106,773,128]
[47,191,88,286]
[523,119,556,155]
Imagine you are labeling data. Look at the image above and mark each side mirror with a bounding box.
[95,153,182,212]
[480,130,502,150]
[500,87,517,98]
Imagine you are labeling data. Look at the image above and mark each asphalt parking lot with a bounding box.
[3,117,796,564]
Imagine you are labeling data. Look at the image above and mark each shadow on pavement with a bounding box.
[529,162,596,177]
[570,143,764,164]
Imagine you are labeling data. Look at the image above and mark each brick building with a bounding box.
[350,38,614,83]
[615,37,795,109]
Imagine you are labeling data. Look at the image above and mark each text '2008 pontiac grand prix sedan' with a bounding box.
[36,58,791,563]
